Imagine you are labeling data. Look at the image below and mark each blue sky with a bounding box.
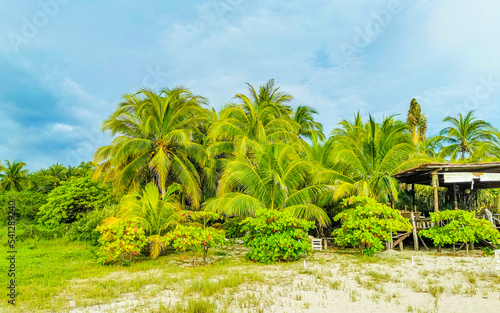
[1,0,500,170]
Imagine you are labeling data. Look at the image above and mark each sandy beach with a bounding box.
[63,246,500,313]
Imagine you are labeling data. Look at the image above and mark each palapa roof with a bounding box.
[392,162,500,189]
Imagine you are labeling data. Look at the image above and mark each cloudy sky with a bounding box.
[1,0,500,170]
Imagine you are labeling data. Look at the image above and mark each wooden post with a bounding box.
[453,183,458,210]
[411,183,416,212]
[432,171,439,212]
[411,213,419,251]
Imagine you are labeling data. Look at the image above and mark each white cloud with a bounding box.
[2,0,500,169]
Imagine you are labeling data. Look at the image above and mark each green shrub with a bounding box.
[0,190,47,224]
[332,196,413,256]
[37,177,115,228]
[419,210,500,248]
[96,217,147,265]
[8,222,67,241]
[164,225,227,266]
[241,209,315,264]
[67,205,117,245]
[221,217,246,239]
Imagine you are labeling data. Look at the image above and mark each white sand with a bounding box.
[67,247,500,313]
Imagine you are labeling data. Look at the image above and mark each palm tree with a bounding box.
[407,98,427,146]
[439,111,498,161]
[0,160,30,191]
[118,183,184,259]
[204,142,331,226]
[208,79,298,160]
[93,87,209,208]
[318,115,430,206]
[47,163,67,187]
[416,135,443,159]
[66,166,79,178]
[292,105,325,141]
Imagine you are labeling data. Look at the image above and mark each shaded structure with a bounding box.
[393,162,500,251]
[393,162,500,212]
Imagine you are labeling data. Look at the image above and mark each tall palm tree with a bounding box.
[439,111,498,161]
[204,142,331,226]
[292,105,325,141]
[0,160,30,191]
[407,98,427,146]
[208,79,298,160]
[93,87,209,207]
[118,182,184,259]
[318,115,429,205]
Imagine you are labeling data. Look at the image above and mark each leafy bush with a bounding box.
[67,205,117,245]
[37,177,115,228]
[163,225,227,266]
[221,217,246,239]
[332,196,413,256]
[4,222,67,241]
[96,217,147,265]
[419,210,500,249]
[241,209,315,264]
[0,190,47,224]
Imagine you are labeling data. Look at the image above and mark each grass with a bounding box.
[3,240,500,312]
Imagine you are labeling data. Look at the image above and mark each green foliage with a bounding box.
[221,217,246,239]
[96,217,147,265]
[0,160,30,191]
[204,142,331,227]
[93,87,209,208]
[332,196,413,256]
[0,222,66,243]
[407,98,427,146]
[37,177,115,228]
[324,114,430,203]
[67,205,117,245]
[163,225,227,265]
[117,182,184,259]
[181,211,221,227]
[293,105,325,141]
[439,111,499,161]
[241,209,315,264]
[419,210,500,247]
[0,190,47,224]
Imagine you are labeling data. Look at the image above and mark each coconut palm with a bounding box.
[93,87,209,208]
[292,105,325,141]
[318,115,430,205]
[47,163,67,187]
[204,142,331,226]
[77,161,94,177]
[66,166,80,178]
[416,135,443,159]
[0,160,30,191]
[439,111,498,161]
[117,182,184,259]
[207,79,298,160]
